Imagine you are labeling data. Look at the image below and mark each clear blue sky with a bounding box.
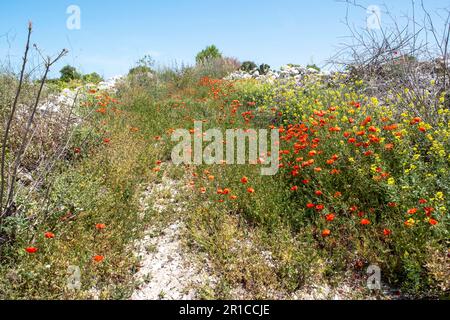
[1,0,449,78]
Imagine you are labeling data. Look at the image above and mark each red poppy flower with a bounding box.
[96,223,106,230]
[306,203,315,209]
[315,204,325,211]
[360,219,371,226]
[356,131,366,136]
[383,229,392,236]
[74,147,81,154]
[388,202,397,208]
[429,219,438,226]
[247,187,255,194]
[410,117,421,124]
[93,255,104,263]
[419,199,428,204]
[44,232,55,239]
[424,207,434,217]
[325,214,335,222]
[291,186,299,191]
[315,190,323,196]
[103,138,111,144]
[322,229,331,237]
[241,176,249,184]
[25,247,38,254]
[407,208,418,215]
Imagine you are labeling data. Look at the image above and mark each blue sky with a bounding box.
[1,0,449,78]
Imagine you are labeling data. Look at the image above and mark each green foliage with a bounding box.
[195,45,222,64]
[59,65,81,82]
[128,55,155,77]
[306,64,321,71]
[258,63,271,75]
[241,61,258,72]
[82,72,103,84]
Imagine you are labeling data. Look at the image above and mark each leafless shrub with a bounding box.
[0,23,81,224]
[330,0,450,123]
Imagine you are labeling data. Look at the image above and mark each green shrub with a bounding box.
[241,61,258,72]
[196,45,222,64]
[59,65,82,82]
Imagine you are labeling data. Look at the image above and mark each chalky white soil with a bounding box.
[131,176,216,300]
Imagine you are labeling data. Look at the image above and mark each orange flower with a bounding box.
[96,223,106,230]
[322,229,331,237]
[330,169,341,175]
[424,207,434,217]
[325,213,335,222]
[230,195,238,200]
[334,192,342,198]
[429,219,438,226]
[410,117,422,124]
[407,208,418,215]
[247,187,255,194]
[241,176,249,184]
[25,247,38,254]
[93,255,104,263]
[44,232,55,239]
[208,175,215,181]
[388,202,397,208]
[315,204,325,211]
[360,219,371,226]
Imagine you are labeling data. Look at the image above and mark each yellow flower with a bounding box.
[405,218,416,227]
[387,178,396,185]
[436,192,444,201]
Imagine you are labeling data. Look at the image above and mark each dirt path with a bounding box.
[131,175,216,300]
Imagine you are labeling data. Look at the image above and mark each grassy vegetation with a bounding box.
[0,44,448,299]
